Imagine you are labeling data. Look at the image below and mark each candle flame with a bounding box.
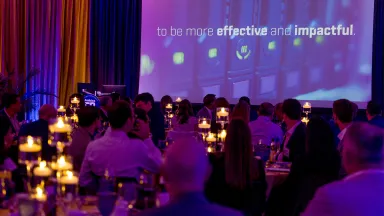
[36,187,43,196]
[220,130,227,138]
[59,105,64,109]
[207,147,212,153]
[202,120,207,124]
[39,161,46,168]
[221,108,225,112]
[67,171,73,178]
[208,132,214,138]
[27,136,33,147]
[58,156,65,166]
[57,118,65,128]
[73,97,77,101]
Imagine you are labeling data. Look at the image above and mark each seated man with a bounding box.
[303,123,384,216]
[79,100,162,191]
[137,137,242,216]
[366,100,384,128]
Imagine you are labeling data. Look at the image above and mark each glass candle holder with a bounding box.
[30,184,47,203]
[19,136,42,166]
[216,107,229,126]
[198,117,211,137]
[175,97,182,104]
[51,156,73,172]
[303,102,311,115]
[33,161,52,187]
[49,117,72,152]
[58,171,79,204]
[70,114,78,124]
[70,97,80,110]
[165,103,173,113]
[57,105,66,117]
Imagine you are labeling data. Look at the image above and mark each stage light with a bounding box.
[173,52,184,65]
[208,48,217,58]
[293,38,302,46]
[316,36,324,44]
[268,41,276,50]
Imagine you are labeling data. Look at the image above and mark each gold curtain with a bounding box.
[59,0,90,105]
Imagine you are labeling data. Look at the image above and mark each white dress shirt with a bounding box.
[79,130,162,187]
[249,116,283,145]
[280,121,301,159]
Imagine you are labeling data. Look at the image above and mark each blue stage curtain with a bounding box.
[372,0,384,108]
[90,0,142,99]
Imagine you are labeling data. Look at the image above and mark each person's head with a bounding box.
[282,99,302,123]
[203,94,216,110]
[38,104,57,121]
[100,96,112,108]
[274,103,284,121]
[215,97,230,109]
[231,101,250,124]
[343,123,384,174]
[239,96,251,106]
[111,92,121,103]
[332,99,353,128]
[258,102,274,118]
[77,106,100,131]
[163,137,210,196]
[160,95,173,109]
[366,100,382,121]
[134,93,154,113]
[1,93,22,114]
[177,99,194,124]
[108,100,134,132]
[225,119,258,189]
[306,116,337,158]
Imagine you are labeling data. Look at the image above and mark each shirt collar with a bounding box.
[287,121,301,134]
[204,106,212,118]
[338,125,351,141]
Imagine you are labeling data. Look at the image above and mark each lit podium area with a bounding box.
[77,83,127,107]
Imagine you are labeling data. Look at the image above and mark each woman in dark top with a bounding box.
[266,116,341,216]
[205,119,267,216]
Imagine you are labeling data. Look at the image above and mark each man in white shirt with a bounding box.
[249,102,283,145]
[303,123,384,216]
[79,100,162,189]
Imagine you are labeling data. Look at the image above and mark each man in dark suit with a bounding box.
[366,100,384,128]
[196,94,216,121]
[135,93,165,146]
[99,96,112,125]
[137,137,242,216]
[279,99,306,162]
[19,104,57,161]
[239,96,258,121]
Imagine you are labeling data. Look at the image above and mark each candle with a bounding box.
[71,114,78,122]
[206,133,216,142]
[57,105,66,113]
[303,102,311,109]
[33,161,52,177]
[71,97,79,104]
[165,104,172,109]
[219,130,227,140]
[49,118,72,133]
[207,146,213,153]
[198,120,211,129]
[301,117,309,124]
[32,186,47,202]
[51,156,73,171]
[59,171,79,185]
[19,136,41,152]
[175,97,182,103]
[217,108,229,117]
[168,113,174,118]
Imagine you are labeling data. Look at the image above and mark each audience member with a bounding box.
[19,104,57,161]
[0,116,16,170]
[231,101,250,124]
[70,106,100,172]
[111,92,120,103]
[99,96,112,123]
[273,102,286,133]
[366,100,384,128]
[266,117,341,216]
[135,92,165,147]
[171,99,197,132]
[239,96,258,121]
[205,119,266,216]
[278,99,306,162]
[196,94,216,121]
[303,123,384,216]
[137,137,242,216]
[215,97,230,109]
[79,100,162,191]
[160,95,173,115]
[249,102,283,146]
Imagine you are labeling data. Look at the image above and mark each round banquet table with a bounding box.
[265,171,289,196]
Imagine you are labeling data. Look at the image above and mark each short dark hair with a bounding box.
[134,93,155,106]
[108,100,133,129]
[258,102,274,116]
[239,96,251,106]
[203,94,216,107]
[111,92,120,103]
[1,93,19,108]
[77,107,100,127]
[333,99,353,123]
[367,100,382,116]
[282,99,302,120]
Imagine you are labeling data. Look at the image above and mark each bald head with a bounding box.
[344,123,384,173]
[163,137,209,188]
[38,104,57,121]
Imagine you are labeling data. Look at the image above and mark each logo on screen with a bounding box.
[236,39,251,60]
[84,95,100,108]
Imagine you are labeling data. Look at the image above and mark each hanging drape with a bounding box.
[25,0,62,119]
[59,0,90,106]
[0,0,26,90]
[372,0,384,108]
[90,0,142,99]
